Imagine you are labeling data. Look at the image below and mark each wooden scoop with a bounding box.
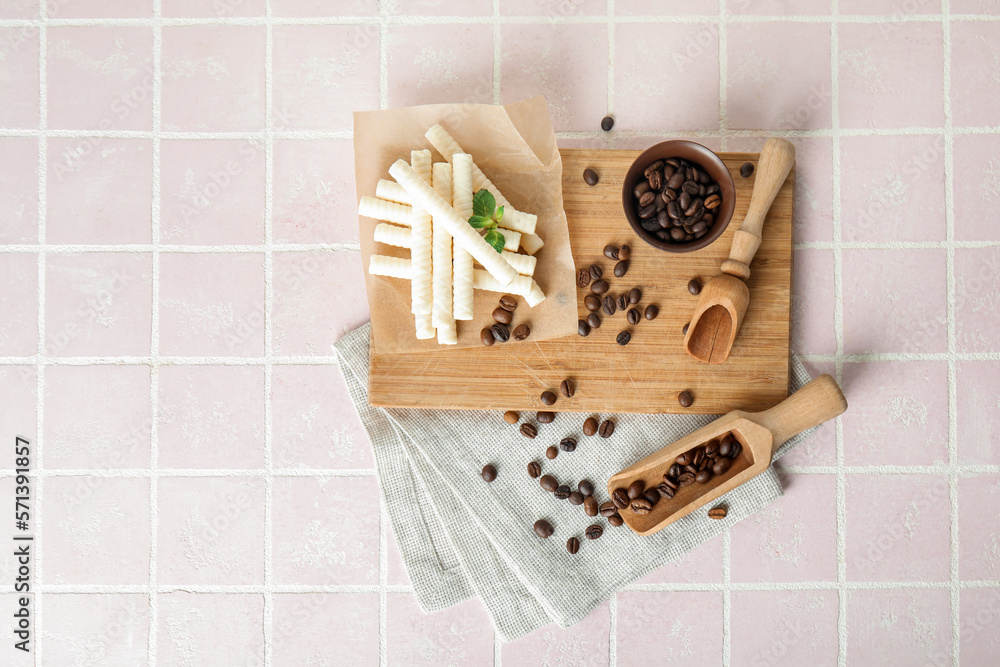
[684,138,796,364]
[607,374,847,536]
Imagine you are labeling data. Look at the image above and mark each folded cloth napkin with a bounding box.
[336,323,816,641]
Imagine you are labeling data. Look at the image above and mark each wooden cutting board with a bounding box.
[367,148,794,414]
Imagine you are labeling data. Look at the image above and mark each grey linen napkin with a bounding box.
[336,323,816,641]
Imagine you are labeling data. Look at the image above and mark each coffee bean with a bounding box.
[599,420,615,438]
[713,457,731,475]
[603,244,619,260]
[591,279,609,295]
[682,322,690,334]
[503,410,519,424]
[740,162,754,178]
[533,519,554,538]
[577,268,591,288]
[678,190,691,211]
[668,463,681,478]
[540,475,558,492]
[656,482,675,499]
[612,488,629,509]
[684,464,698,475]
[663,473,679,489]
[541,391,557,406]
[601,115,614,131]
[618,244,631,261]
[585,524,603,540]
[642,488,660,505]
[513,323,530,341]
[584,313,600,330]
[708,506,728,520]
[669,227,685,241]
[639,191,655,208]
[631,498,653,514]
[627,479,645,499]
[584,496,599,517]
[687,278,702,296]
[480,464,497,482]
[589,264,603,280]
[704,194,721,210]
[499,294,518,311]
[678,471,695,486]
[602,295,616,316]
[554,485,571,500]
[608,513,624,527]
[578,479,595,497]
[628,287,641,304]
[559,437,577,452]
[527,461,541,478]
[560,379,576,398]
[599,501,617,517]
[616,331,631,346]
[616,294,628,311]
[566,536,580,554]
[644,304,659,320]
[614,260,629,278]
[676,451,692,466]
[662,188,678,203]
[578,319,591,337]
[647,171,663,191]
[627,308,641,325]
[705,440,719,457]
[584,294,601,312]
[693,447,705,467]
[583,168,599,186]
[644,161,664,178]
[520,423,538,439]
[568,491,584,506]
[546,446,558,460]
[537,411,554,423]
[583,417,599,436]
[481,327,495,346]
[718,436,732,457]
[678,390,694,408]
[492,324,510,342]
[493,307,513,325]
[695,469,713,484]
[729,440,743,459]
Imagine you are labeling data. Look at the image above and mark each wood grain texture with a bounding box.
[367,148,795,414]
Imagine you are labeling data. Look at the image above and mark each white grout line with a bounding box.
[606,0,614,151]
[492,0,501,107]
[263,2,275,665]
[376,5,388,665]
[608,591,617,667]
[34,0,46,662]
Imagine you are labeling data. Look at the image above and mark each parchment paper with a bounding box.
[354,96,578,355]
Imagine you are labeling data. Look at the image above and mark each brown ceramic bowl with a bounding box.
[622,140,736,253]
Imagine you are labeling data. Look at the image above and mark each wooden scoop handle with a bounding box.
[752,374,848,450]
[721,138,796,281]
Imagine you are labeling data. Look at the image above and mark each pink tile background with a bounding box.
[2,3,997,664]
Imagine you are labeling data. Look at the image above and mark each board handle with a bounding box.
[720,138,796,281]
[753,375,847,448]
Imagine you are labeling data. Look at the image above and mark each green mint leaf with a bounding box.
[496,205,504,222]
[484,229,506,253]
[472,189,496,219]
[468,215,493,229]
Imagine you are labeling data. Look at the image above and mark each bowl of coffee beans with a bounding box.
[622,140,736,252]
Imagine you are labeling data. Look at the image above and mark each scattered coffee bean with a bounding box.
[493,307,513,325]
[602,295,616,316]
[560,379,576,398]
[578,480,595,497]
[687,278,702,296]
[559,437,577,452]
[627,308,641,325]
[608,513,625,527]
[537,411,555,424]
[492,323,510,343]
[631,498,653,514]
[578,319,591,337]
[678,390,694,408]
[587,313,601,329]
[612,488,630,509]
[503,410,519,424]
[499,294,518,311]
[740,162,755,178]
[614,260,630,278]
[588,263,603,281]
[695,469,712,484]
[682,322,690,334]
[618,244,631,261]
[599,420,615,438]
[583,417,599,436]
[627,480,645,500]
[583,168,599,186]
[599,501,617,517]
[567,536,580,554]
[520,423,538,439]
[568,491,585,506]
[603,244,620,260]
[713,457,731,475]
[577,267,591,288]
[708,506,728,520]
[615,293,628,311]
[584,294,601,312]
[509,324,528,342]
[591,279,609,295]
[541,391,557,406]
[481,464,497,482]
[628,287,641,304]
[642,488,660,505]
[601,115,615,131]
[584,496,599,517]
[546,445,559,460]
[616,331,631,346]
[527,461,541,478]
[481,327,495,346]
[585,524,604,540]
[644,304,659,320]
[554,485,571,500]
[533,519,554,538]
[540,475,558,492]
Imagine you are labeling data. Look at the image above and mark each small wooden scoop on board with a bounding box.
[684,138,797,364]
[607,374,847,536]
